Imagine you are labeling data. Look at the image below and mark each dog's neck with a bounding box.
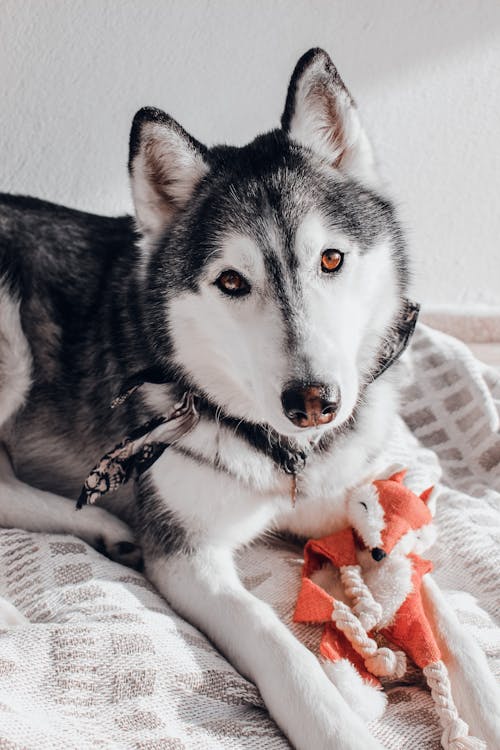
[76,297,419,509]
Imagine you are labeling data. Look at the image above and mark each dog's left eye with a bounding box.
[321,249,344,273]
[215,270,251,297]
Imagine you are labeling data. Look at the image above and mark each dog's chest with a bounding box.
[148,408,387,547]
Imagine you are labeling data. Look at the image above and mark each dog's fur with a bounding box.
[1,49,498,749]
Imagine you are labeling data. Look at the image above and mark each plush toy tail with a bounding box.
[423,661,486,750]
[331,600,406,678]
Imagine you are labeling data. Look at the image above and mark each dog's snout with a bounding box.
[281,382,340,428]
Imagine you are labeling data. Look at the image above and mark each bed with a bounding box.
[0,324,499,749]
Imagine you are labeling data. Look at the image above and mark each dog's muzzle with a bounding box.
[281,382,340,428]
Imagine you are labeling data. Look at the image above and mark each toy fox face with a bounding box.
[347,469,436,561]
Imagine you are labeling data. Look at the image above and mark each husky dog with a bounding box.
[1,49,498,749]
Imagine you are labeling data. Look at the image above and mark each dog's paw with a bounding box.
[322,658,387,722]
[98,538,143,570]
[74,507,143,570]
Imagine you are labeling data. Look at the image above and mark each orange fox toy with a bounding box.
[294,468,485,750]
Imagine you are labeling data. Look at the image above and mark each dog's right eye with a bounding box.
[215,270,251,297]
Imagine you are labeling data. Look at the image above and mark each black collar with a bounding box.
[371,298,420,380]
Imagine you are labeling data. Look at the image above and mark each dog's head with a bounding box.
[129,48,409,439]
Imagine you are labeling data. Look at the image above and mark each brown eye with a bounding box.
[321,249,344,273]
[216,270,250,297]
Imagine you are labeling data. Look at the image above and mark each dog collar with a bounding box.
[76,298,419,509]
[371,298,420,381]
[76,392,308,509]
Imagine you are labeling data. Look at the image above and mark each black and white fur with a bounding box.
[0,49,498,748]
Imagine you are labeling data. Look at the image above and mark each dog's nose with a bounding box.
[281,382,340,428]
[371,548,387,562]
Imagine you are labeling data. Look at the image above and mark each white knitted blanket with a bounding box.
[0,324,499,749]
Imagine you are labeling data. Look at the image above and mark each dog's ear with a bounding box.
[128,107,209,238]
[281,48,376,183]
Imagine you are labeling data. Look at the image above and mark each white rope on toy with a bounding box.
[340,564,383,631]
[331,600,406,678]
[423,661,486,750]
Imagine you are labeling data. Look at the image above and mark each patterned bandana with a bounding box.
[76,392,199,508]
[76,298,419,509]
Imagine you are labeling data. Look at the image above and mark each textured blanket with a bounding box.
[0,324,499,749]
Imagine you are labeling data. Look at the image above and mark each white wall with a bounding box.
[2,0,499,307]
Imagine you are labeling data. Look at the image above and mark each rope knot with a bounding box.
[331,601,404,677]
[365,648,407,679]
[441,720,486,749]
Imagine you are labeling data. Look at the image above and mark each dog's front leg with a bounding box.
[147,545,386,750]
[0,444,141,567]
[422,574,500,748]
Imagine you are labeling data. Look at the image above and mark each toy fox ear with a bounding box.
[388,469,407,484]
[372,463,406,482]
[420,486,434,504]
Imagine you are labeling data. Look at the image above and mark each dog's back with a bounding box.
[0,194,145,498]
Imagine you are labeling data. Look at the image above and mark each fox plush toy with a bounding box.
[294,468,485,750]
